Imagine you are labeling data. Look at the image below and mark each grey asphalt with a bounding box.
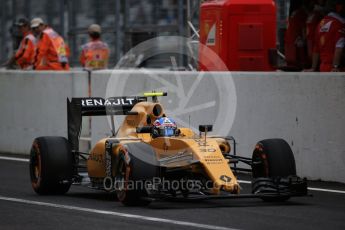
[0,156,345,230]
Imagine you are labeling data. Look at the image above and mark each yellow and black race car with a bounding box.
[29,92,308,206]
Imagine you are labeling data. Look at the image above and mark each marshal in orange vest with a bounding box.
[80,24,110,70]
[34,26,69,71]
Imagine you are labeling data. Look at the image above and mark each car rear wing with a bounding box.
[67,96,147,151]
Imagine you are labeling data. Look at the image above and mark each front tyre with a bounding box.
[251,138,296,202]
[115,143,158,206]
[30,136,74,195]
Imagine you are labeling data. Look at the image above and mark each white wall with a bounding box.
[0,69,344,183]
[0,70,89,154]
[230,72,345,182]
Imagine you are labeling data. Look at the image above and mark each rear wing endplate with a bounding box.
[67,96,147,151]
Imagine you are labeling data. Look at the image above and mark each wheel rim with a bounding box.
[116,151,131,202]
[252,143,269,178]
[30,141,42,188]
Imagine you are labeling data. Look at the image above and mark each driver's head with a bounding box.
[152,117,177,137]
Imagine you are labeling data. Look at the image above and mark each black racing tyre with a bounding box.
[252,138,296,178]
[30,136,74,195]
[252,138,296,202]
[115,142,158,206]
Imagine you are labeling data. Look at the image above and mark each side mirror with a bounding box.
[199,125,213,133]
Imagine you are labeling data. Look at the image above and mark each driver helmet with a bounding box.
[152,117,177,137]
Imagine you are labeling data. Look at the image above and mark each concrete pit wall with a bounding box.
[0,70,89,154]
[0,69,344,183]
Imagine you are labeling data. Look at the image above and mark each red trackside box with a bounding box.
[199,0,276,71]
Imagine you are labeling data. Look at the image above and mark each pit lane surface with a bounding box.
[1,155,345,230]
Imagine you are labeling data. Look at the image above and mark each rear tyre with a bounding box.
[30,136,74,195]
[115,142,158,206]
[252,138,296,202]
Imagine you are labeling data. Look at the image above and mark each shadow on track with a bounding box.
[64,189,312,210]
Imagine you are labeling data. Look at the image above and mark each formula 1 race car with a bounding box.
[29,92,308,206]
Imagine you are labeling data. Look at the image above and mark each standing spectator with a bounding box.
[284,0,308,69]
[31,18,69,71]
[80,24,109,70]
[308,0,345,72]
[306,0,325,66]
[2,18,36,69]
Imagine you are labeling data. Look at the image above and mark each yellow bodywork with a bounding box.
[87,101,239,194]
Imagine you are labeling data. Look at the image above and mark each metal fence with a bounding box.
[0,0,198,67]
[0,0,288,68]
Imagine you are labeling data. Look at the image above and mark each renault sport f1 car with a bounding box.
[29,92,308,206]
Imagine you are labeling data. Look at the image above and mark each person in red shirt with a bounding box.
[308,1,345,72]
[305,0,325,66]
[2,18,36,69]
[31,18,70,71]
[80,24,110,70]
[284,0,308,69]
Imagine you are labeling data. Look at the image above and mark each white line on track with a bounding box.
[0,196,237,230]
[237,180,251,184]
[0,156,29,162]
[306,187,345,194]
[1,156,345,195]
